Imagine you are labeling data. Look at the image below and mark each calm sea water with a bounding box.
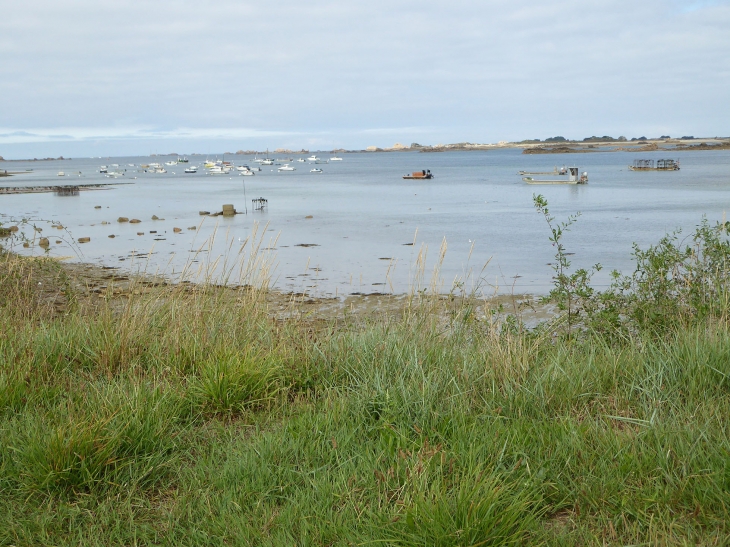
[2,149,729,296]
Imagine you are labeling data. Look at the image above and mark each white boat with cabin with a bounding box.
[278,164,296,171]
[523,167,588,185]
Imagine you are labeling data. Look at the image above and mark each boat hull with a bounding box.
[523,177,585,185]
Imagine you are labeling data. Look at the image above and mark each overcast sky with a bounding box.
[1,0,729,158]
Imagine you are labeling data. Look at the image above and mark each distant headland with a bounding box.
[357,136,730,154]
[2,136,729,162]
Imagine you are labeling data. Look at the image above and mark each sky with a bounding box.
[1,0,729,158]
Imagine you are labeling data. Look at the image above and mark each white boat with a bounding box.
[154,168,167,174]
[330,156,343,161]
[297,158,306,163]
[523,167,588,185]
[57,171,65,176]
[310,168,323,173]
[278,164,296,171]
[149,163,162,169]
[165,160,177,166]
[184,166,198,173]
[259,149,275,165]
[99,166,108,173]
[128,163,135,167]
[237,165,255,175]
[307,155,319,162]
[106,171,125,178]
[207,166,231,175]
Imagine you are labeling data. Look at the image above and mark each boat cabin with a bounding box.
[403,169,434,180]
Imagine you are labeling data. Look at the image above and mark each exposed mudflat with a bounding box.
[27,258,554,327]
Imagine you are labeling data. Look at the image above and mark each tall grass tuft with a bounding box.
[383,471,544,546]
[11,383,189,496]
[192,353,283,414]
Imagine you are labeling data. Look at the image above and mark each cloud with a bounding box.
[1,0,728,156]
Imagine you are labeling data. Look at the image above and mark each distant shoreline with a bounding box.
[2,138,729,162]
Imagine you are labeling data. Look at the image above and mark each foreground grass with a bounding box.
[1,254,730,545]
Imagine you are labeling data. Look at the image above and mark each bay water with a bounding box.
[2,149,729,296]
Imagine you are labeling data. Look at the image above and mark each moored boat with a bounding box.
[523,167,587,184]
[403,169,434,180]
[310,168,323,173]
[628,159,680,171]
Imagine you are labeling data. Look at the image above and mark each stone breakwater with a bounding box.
[0,182,130,195]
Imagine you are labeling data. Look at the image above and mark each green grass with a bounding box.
[2,249,730,546]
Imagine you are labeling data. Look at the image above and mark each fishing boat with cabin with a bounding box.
[523,167,587,185]
[403,169,434,180]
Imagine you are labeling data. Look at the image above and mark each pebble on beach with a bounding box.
[305,215,313,219]
[108,235,115,238]
[118,217,129,223]
[39,237,50,248]
[94,205,101,209]
[173,227,182,233]
[78,237,90,243]
[137,232,144,236]
[130,219,141,224]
